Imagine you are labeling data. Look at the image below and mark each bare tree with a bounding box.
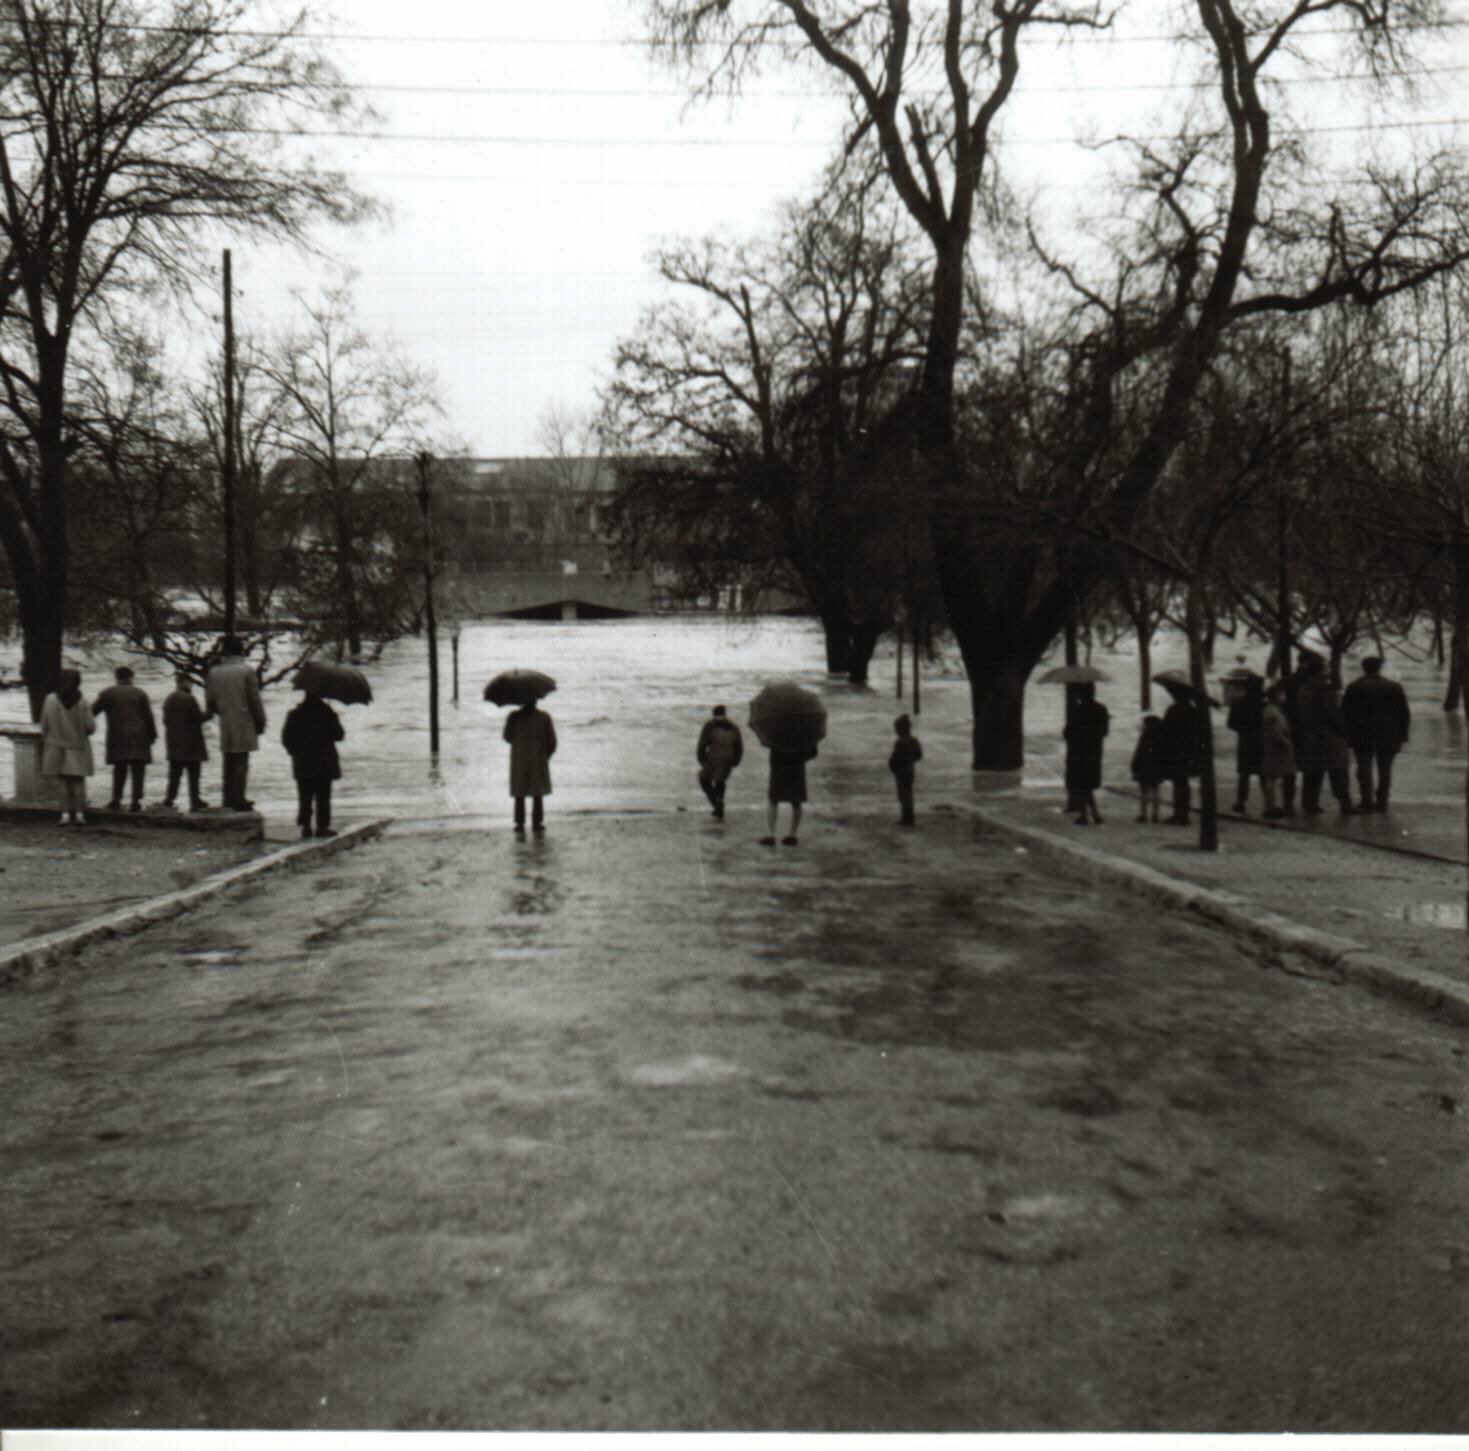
[0,0,376,716]
[648,0,1469,768]
[265,283,444,661]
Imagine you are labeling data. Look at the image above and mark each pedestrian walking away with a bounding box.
[504,699,557,833]
[39,669,95,825]
[1129,714,1167,823]
[161,672,212,811]
[91,665,157,811]
[889,713,923,826]
[205,635,266,811]
[1063,683,1109,825]
[281,685,345,839]
[762,742,817,846]
[696,704,743,820]
[1293,654,1355,815]
[1260,680,1298,820]
[1225,671,1265,814]
[1341,655,1411,812]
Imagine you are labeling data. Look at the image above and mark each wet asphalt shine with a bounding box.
[3,806,1468,1432]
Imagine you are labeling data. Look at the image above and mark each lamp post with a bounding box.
[416,451,440,756]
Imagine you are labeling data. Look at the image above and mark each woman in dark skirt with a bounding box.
[761,742,817,846]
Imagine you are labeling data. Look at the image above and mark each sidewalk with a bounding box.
[974,779,1469,1019]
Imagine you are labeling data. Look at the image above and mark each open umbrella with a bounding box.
[1154,669,1222,708]
[484,669,557,707]
[292,659,373,705]
[1037,664,1112,685]
[748,680,827,752]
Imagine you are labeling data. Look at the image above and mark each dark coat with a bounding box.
[1341,673,1411,753]
[767,744,817,804]
[1129,721,1168,788]
[1226,688,1265,775]
[697,717,744,780]
[888,735,923,782]
[1063,699,1109,792]
[1157,700,1202,779]
[1261,701,1296,779]
[504,705,556,797]
[92,681,157,764]
[163,688,210,763]
[281,696,344,782]
[1293,675,1350,772]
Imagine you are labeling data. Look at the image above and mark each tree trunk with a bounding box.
[1137,626,1153,711]
[18,576,65,722]
[966,659,1029,771]
[1186,576,1219,853]
[846,621,881,686]
[1445,643,1463,713]
[821,615,852,675]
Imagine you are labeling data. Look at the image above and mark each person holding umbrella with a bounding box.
[1154,672,1204,825]
[748,680,826,847]
[484,670,559,834]
[281,679,345,839]
[1063,682,1109,825]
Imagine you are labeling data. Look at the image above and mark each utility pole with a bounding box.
[1274,347,1292,687]
[416,451,440,756]
[222,249,237,637]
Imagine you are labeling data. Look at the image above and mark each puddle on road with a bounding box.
[1389,901,1468,930]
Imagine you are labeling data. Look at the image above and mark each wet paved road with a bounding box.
[4,807,1469,1431]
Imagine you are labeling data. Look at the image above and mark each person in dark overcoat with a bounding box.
[1226,674,1265,815]
[1293,654,1354,815]
[1341,655,1411,812]
[281,686,345,838]
[92,665,157,811]
[1063,683,1109,825]
[503,700,557,833]
[1158,690,1202,824]
[761,741,818,846]
[696,704,744,820]
[162,672,211,811]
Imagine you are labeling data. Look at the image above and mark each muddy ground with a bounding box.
[2,805,1467,1432]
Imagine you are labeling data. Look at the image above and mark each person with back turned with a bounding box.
[1341,655,1411,812]
[696,704,744,820]
[205,635,266,811]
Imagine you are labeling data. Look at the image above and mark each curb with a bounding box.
[968,805,1469,1027]
[1,800,264,837]
[0,818,391,986]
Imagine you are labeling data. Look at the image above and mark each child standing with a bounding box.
[1130,714,1167,823]
[281,685,344,839]
[162,672,211,811]
[888,713,922,826]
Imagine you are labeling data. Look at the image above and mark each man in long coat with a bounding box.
[503,700,557,833]
[205,635,266,811]
[1341,655,1411,812]
[1293,654,1354,815]
[92,665,157,811]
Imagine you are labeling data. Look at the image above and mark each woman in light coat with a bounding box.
[503,700,557,833]
[40,669,96,825]
[1260,681,1297,821]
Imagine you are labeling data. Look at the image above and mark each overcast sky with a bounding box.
[231,0,1466,458]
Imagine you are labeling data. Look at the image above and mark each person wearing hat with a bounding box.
[696,704,743,821]
[91,665,157,811]
[1341,655,1411,812]
[205,634,266,811]
[1293,653,1355,815]
[1225,671,1265,815]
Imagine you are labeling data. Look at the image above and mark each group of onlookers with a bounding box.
[35,634,341,837]
[1101,652,1411,826]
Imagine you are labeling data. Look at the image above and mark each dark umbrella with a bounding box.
[292,659,373,705]
[748,680,828,752]
[1037,664,1112,685]
[1154,669,1221,708]
[484,669,557,707]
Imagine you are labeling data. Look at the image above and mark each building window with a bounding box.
[525,502,547,533]
[491,500,511,529]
